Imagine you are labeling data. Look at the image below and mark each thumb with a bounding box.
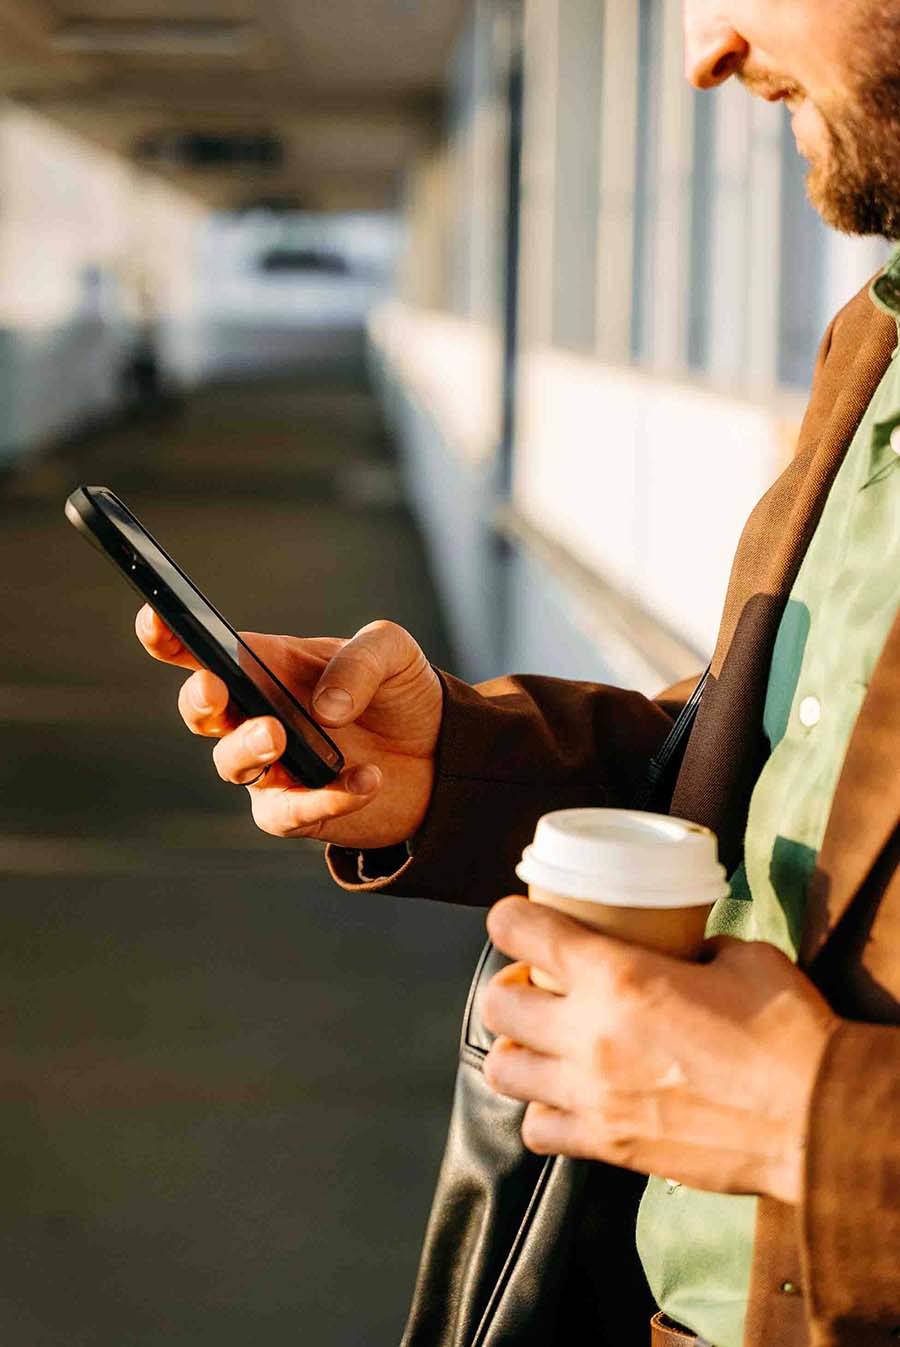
[311,620,422,726]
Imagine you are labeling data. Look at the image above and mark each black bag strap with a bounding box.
[631,666,711,812]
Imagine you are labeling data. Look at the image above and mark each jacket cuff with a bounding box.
[326,667,672,906]
[800,1020,900,1345]
[325,670,582,906]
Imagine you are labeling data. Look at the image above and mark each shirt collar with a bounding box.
[870,243,900,318]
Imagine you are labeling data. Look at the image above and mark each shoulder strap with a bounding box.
[631,666,711,812]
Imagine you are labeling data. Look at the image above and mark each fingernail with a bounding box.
[314,687,353,721]
[190,683,212,713]
[139,607,154,634]
[249,723,276,758]
[346,765,381,796]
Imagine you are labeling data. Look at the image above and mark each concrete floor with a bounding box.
[0,379,487,1346]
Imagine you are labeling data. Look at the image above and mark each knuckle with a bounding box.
[480,984,502,1034]
[223,756,251,786]
[177,686,202,732]
[212,744,231,781]
[357,619,415,667]
[588,1031,616,1081]
[587,1087,637,1166]
[184,713,207,738]
[485,901,510,944]
[555,1067,579,1114]
[581,1069,613,1116]
[482,1046,503,1089]
[606,952,643,1002]
[250,800,287,839]
[359,617,400,641]
[295,816,326,842]
[521,1107,549,1153]
[544,932,568,978]
[279,798,327,840]
[600,1126,637,1168]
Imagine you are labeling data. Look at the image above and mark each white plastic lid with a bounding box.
[516,808,729,908]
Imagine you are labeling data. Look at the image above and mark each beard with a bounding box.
[807,81,900,239]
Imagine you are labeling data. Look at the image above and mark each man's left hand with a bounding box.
[482,896,839,1205]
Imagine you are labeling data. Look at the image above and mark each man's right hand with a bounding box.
[136,608,444,850]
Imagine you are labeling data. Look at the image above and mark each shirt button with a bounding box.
[798,696,821,728]
[890,425,900,455]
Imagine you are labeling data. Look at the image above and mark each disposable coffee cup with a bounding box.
[515,808,730,992]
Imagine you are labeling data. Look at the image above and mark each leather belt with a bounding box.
[651,1311,714,1347]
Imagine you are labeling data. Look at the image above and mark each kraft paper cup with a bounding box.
[515,808,729,992]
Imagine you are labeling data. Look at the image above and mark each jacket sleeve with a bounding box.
[325,667,685,907]
[799,1020,900,1345]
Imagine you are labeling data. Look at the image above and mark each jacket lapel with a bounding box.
[672,287,897,884]
[802,607,900,964]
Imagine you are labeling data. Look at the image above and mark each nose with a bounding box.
[683,7,749,89]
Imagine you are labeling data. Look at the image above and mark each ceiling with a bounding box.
[0,0,469,209]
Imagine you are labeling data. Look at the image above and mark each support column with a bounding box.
[745,97,782,387]
[595,0,640,363]
[649,0,694,370]
[517,0,560,350]
[706,81,750,380]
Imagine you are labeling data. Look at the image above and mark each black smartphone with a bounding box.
[65,485,345,789]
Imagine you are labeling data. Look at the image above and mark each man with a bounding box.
[136,1,900,1343]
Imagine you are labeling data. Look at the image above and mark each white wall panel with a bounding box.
[369,302,503,465]
[515,346,805,654]
[639,383,784,650]
[515,348,642,592]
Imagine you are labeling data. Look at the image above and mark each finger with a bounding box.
[521,1102,590,1157]
[250,764,383,839]
[135,606,201,670]
[483,1039,574,1111]
[177,670,241,737]
[310,619,423,726]
[481,971,571,1055]
[213,717,287,784]
[487,896,601,992]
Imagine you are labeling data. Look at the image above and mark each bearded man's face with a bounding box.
[683,1,900,238]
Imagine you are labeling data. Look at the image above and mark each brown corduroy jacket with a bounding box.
[328,280,900,1347]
